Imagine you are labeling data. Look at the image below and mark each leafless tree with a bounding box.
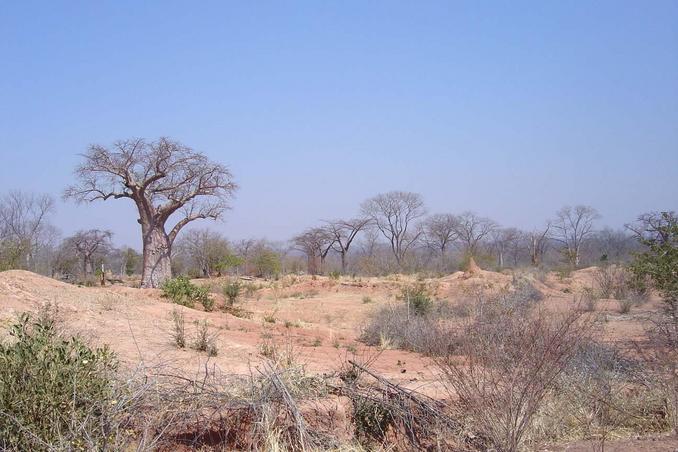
[626,211,678,244]
[234,238,256,274]
[527,223,551,267]
[325,218,371,273]
[552,205,599,268]
[452,211,497,258]
[594,227,635,263]
[0,191,55,270]
[360,191,426,269]
[292,227,335,274]
[64,229,113,276]
[490,227,521,269]
[422,214,458,270]
[358,227,381,259]
[64,137,237,287]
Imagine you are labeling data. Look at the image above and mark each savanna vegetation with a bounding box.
[0,139,676,451]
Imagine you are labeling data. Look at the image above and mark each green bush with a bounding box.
[329,271,341,280]
[223,281,241,306]
[399,283,432,316]
[0,314,118,450]
[161,276,212,309]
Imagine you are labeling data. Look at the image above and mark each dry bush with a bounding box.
[577,287,599,312]
[359,301,459,356]
[361,278,543,357]
[435,302,591,452]
[636,313,678,435]
[532,340,671,447]
[594,265,630,299]
[192,319,218,356]
[338,359,459,451]
[171,308,186,348]
[142,340,334,451]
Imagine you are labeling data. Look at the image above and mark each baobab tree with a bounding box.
[452,212,497,259]
[293,227,335,274]
[422,213,458,270]
[325,218,371,274]
[552,205,599,268]
[64,137,237,288]
[65,229,113,276]
[361,191,426,269]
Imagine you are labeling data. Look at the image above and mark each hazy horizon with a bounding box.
[1,1,677,248]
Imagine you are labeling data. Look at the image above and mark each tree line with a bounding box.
[0,137,670,286]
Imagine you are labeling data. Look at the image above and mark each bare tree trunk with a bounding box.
[340,251,347,274]
[141,226,172,288]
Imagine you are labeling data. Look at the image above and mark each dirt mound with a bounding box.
[437,268,514,298]
[0,270,78,303]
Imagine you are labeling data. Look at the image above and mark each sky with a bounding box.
[1,1,677,248]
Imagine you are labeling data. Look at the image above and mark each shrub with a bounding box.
[192,320,218,356]
[362,296,373,304]
[399,282,432,316]
[242,282,258,298]
[578,287,598,312]
[223,281,241,306]
[594,265,630,299]
[360,302,459,356]
[329,271,341,280]
[504,277,544,312]
[532,340,670,444]
[617,297,634,314]
[352,396,394,443]
[171,308,186,348]
[263,312,276,324]
[0,314,119,450]
[436,305,590,452]
[161,276,213,309]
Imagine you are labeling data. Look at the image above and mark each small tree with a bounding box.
[527,223,551,267]
[628,211,678,434]
[552,205,599,268]
[422,213,458,270]
[65,138,237,288]
[252,248,281,278]
[325,218,371,274]
[452,211,497,270]
[0,191,55,271]
[629,211,678,314]
[490,227,520,269]
[215,252,244,277]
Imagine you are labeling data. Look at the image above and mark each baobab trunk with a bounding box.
[141,227,172,288]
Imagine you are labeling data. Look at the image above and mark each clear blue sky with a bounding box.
[1,1,677,248]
